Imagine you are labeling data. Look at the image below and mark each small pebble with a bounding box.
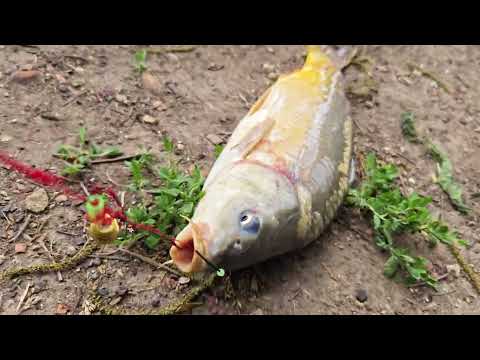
[115,94,128,104]
[262,63,275,73]
[446,264,461,278]
[32,279,48,294]
[152,100,167,111]
[89,257,102,267]
[88,270,99,281]
[109,297,123,306]
[14,243,27,254]
[24,188,49,213]
[55,303,70,315]
[206,134,223,145]
[97,287,110,297]
[142,114,158,125]
[459,117,472,125]
[55,195,68,203]
[178,277,191,285]
[267,72,278,81]
[73,237,86,246]
[151,295,162,307]
[250,309,264,315]
[0,135,12,142]
[65,246,77,256]
[355,289,368,303]
[114,286,129,297]
[72,79,85,88]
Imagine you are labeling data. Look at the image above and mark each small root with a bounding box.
[146,46,196,54]
[1,242,98,282]
[408,63,451,94]
[92,273,216,315]
[449,243,480,295]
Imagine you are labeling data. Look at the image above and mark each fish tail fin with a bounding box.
[304,45,334,71]
[304,45,358,72]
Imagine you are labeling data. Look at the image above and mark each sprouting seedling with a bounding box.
[56,127,124,177]
[79,127,87,147]
[134,49,148,74]
[163,136,174,153]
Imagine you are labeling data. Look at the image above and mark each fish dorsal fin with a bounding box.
[202,104,276,191]
[230,113,275,159]
[304,45,335,71]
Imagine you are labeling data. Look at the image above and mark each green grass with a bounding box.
[55,127,123,177]
[347,153,467,289]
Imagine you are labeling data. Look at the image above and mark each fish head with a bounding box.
[170,161,298,273]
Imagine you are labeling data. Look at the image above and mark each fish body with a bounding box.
[171,46,354,273]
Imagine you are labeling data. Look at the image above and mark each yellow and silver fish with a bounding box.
[171,45,354,273]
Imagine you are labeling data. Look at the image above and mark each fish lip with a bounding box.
[169,222,208,273]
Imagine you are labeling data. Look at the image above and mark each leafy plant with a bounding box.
[119,158,205,250]
[347,153,467,289]
[134,49,148,74]
[55,127,123,176]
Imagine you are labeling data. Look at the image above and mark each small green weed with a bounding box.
[134,49,148,74]
[401,112,420,143]
[55,127,123,177]
[214,144,224,159]
[347,153,467,289]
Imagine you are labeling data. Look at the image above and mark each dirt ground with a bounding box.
[0,45,479,315]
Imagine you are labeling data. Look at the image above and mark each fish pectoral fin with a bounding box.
[230,115,275,159]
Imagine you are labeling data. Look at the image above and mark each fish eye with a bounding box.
[239,211,260,234]
[240,214,251,225]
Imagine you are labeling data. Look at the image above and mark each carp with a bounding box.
[170,45,354,273]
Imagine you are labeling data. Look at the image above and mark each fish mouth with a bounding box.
[170,222,208,273]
